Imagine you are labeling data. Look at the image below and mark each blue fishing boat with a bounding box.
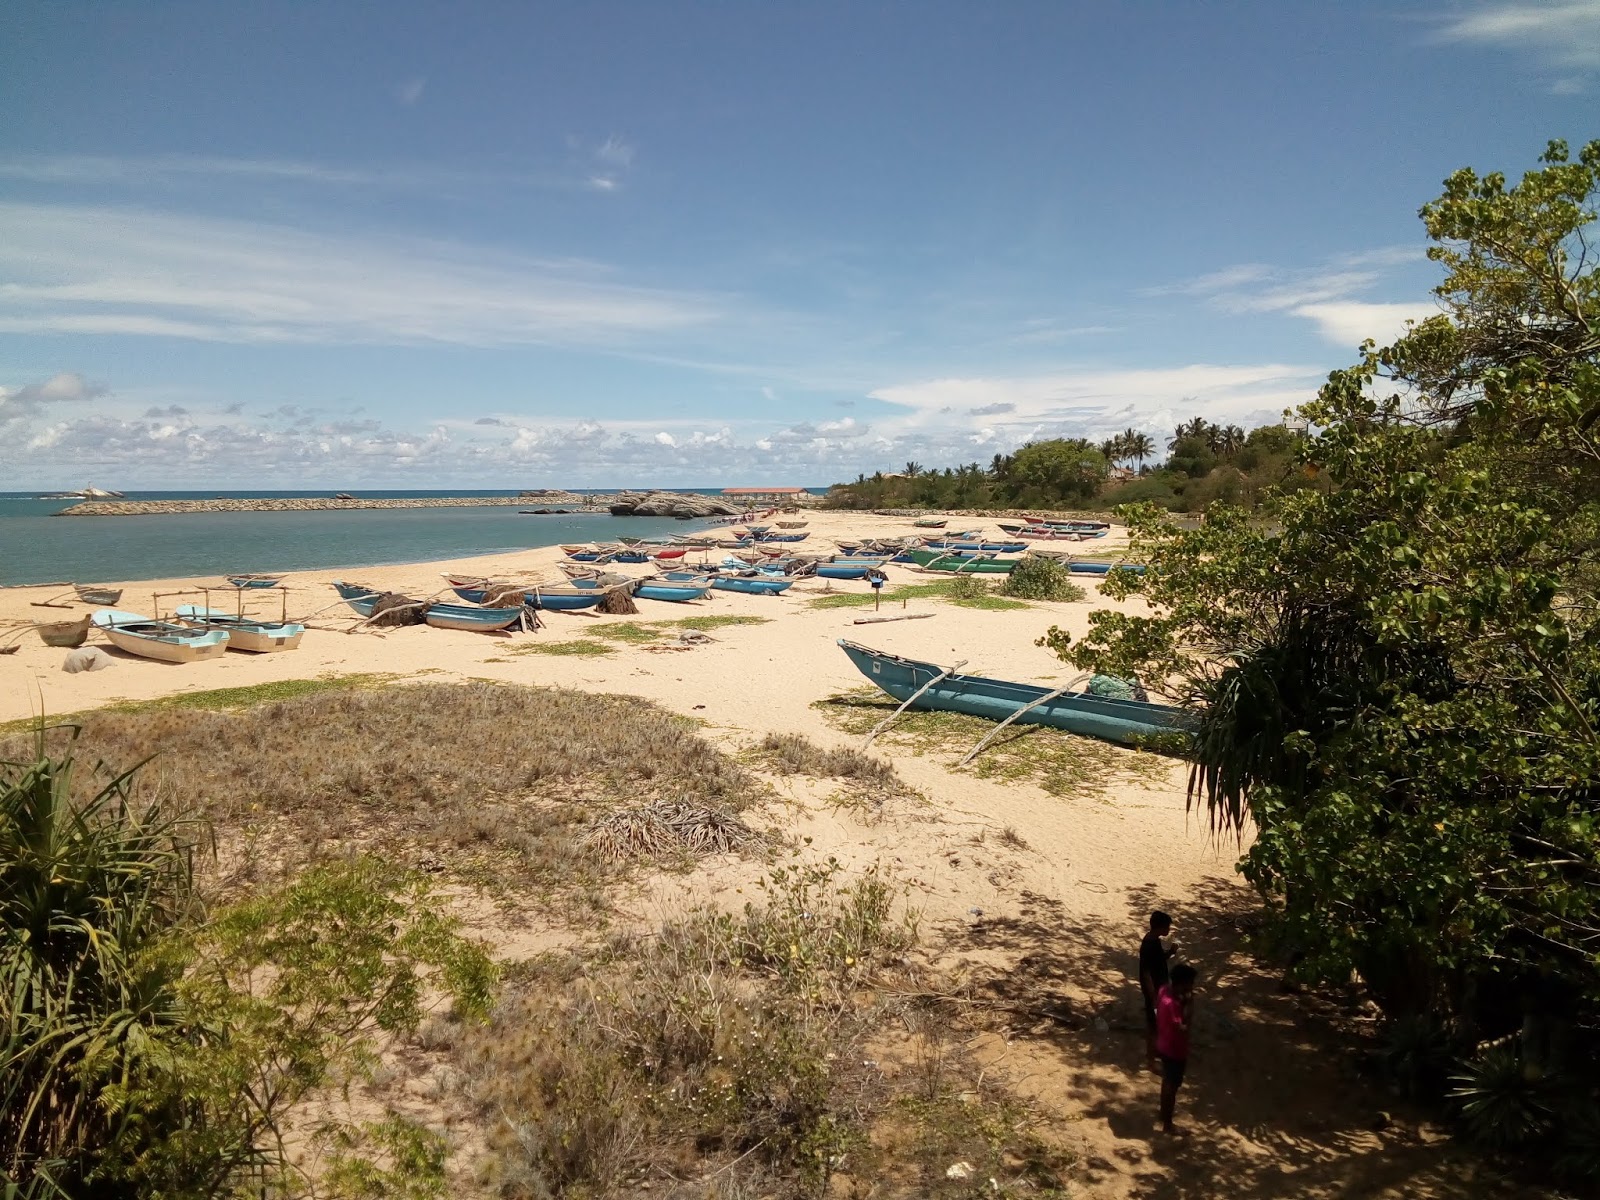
[332,580,383,616]
[711,574,795,595]
[447,582,606,611]
[225,573,285,589]
[423,602,527,632]
[1067,561,1146,576]
[174,604,305,653]
[636,576,713,602]
[756,532,810,542]
[612,551,651,564]
[91,609,231,663]
[815,560,884,580]
[837,641,1194,748]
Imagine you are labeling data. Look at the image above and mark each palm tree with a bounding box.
[902,461,923,478]
[1124,429,1155,468]
[1217,424,1245,457]
[1169,415,1211,450]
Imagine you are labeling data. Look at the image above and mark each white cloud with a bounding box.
[395,77,427,106]
[0,203,722,347]
[1154,248,1436,347]
[654,431,676,446]
[1291,302,1440,348]
[1434,2,1600,71]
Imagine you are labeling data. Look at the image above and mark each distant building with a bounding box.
[1109,465,1136,482]
[721,486,809,504]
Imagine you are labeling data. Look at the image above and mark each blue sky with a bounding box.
[1,2,1595,488]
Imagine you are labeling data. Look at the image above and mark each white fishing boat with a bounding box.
[91,609,230,663]
[174,604,305,653]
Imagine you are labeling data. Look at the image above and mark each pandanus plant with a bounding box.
[0,730,200,1195]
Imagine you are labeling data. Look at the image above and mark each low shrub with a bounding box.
[461,856,916,1194]
[1000,557,1088,602]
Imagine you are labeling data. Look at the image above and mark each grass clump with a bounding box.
[509,637,616,656]
[2,683,762,898]
[459,856,918,1196]
[812,687,1168,798]
[1000,556,1088,602]
[0,673,394,732]
[590,621,663,643]
[669,614,770,632]
[808,579,1027,612]
[757,731,898,789]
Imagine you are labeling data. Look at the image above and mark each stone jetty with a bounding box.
[55,490,604,516]
[607,490,741,517]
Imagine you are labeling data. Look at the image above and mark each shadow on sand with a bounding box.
[930,876,1543,1200]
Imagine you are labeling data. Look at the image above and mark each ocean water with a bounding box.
[0,489,822,586]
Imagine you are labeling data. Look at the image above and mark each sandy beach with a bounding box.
[0,510,1536,1198]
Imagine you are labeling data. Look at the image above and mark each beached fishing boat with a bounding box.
[815,558,885,580]
[1065,560,1146,576]
[651,548,688,560]
[91,610,230,663]
[711,574,795,595]
[75,585,123,605]
[756,531,810,542]
[912,553,1017,574]
[423,602,527,632]
[636,576,713,602]
[776,520,808,529]
[1014,527,1088,541]
[332,581,385,617]
[837,640,1193,748]
[174,604,305,652]
[913,517,948,529]
[36,615,91,647]
[225,573,286,589]
[447,582,605,611]
[925,539,1027,553]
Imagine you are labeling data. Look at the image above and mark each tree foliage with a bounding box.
[1042,140,1600,1167]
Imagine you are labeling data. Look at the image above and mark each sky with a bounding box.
[1,2,1596,489]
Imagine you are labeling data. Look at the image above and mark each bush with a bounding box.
[462,856,917,1194]
[1001,556,1088,602]
[0,731,495,1197]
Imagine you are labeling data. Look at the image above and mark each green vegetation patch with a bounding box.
[812,686,1168,798]
[508,638,616,656]
[809,579,1028,612]
[1000,556,1089,603]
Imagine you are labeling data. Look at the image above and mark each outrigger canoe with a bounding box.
[91,610,230,663]
[636,576,713,602]
[837,640,1194,748]
[174,604,305,652]
[711,574,795,595]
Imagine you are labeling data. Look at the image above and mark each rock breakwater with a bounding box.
[57,492,598,516]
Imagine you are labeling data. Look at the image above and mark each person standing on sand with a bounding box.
[1139,911,1177,1070]
[1156,963,1197,1134]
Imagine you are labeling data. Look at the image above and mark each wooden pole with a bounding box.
[852,613,934,625]
[863,659,968,749]
[956,686,1073,767]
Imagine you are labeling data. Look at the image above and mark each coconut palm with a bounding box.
[1123,429,1155,468]
[902,461,923,479]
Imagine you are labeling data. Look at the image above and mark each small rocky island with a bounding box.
[607,491,740,517]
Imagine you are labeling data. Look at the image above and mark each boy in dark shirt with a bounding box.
[1138,911,1176,1070]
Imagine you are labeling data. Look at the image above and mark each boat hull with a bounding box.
[837,640,1193,748]
[92,611,231,663]
[711,575,794,594]
[636,580,712,602]
[424,603,526,631]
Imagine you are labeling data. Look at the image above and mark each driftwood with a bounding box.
[852,613,936,625]
[862,659,968,749]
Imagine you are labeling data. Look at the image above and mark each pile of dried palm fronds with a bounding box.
[579,799,757,861]
[597,585,639,615]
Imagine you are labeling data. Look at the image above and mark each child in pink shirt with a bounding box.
[1155,963,1196,1133]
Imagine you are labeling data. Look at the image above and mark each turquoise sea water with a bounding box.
[0,489,823,586]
